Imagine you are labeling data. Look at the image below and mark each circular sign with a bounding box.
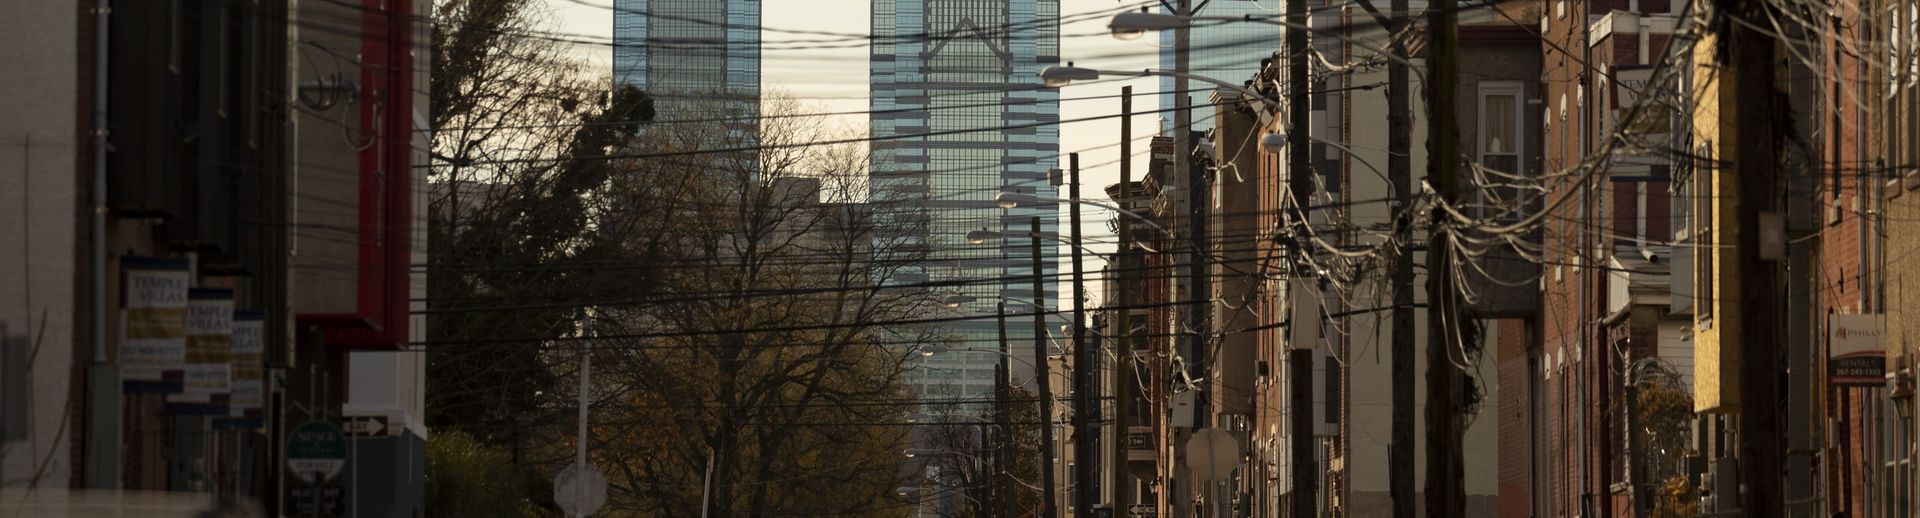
[555,461,608,516]
[286,420,348,483]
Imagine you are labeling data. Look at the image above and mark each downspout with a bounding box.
[83,0,121,490]
[1578,2,1593,514]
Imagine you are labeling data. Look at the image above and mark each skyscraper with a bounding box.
[1160,0,1280,133]
[613,0,761,115]
[870,0,1060,402]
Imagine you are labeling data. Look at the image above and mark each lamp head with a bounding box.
[1108,11,1185,40]
[1259,132,1288,152]
[1039,65,1101,88]
[995,191,1037,209]
[965,229,999,245]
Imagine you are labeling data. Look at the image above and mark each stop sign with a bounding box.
[1184,428,1242,481]
[554,461,607,516]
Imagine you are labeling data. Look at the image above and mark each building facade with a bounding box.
[869,0,1061,402]
[0,1,427,514]
[613,0,762,114]
[1159,0,1282,134]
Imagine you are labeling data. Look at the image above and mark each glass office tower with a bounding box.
[870,0,1061,402]
[1160,0,1280,133]
[613,0,761,116]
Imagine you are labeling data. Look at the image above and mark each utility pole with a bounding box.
[1169,0,1206,513]
[1285,0,1317,515]
[1110,85,1135,516]
[1069,154,1096,518]
[1721,0,1784,514]
[1385,0,1415,514]
[997,303,1015,518]
[1424,0,1466,515]
[576,310,593,518]
[1030,216,1060,518]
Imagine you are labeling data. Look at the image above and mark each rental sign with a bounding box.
[1829,313,1886,386]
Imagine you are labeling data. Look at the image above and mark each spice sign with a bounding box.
[120,257,189,393]
[1829,313,1887,386]
[286,421,348,483]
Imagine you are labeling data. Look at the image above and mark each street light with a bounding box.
[1107,11,1183,40]
[1040,66,1274,108]
[1891,366,1915,421]
[941,294,977,308]
[1104,12,1414,67]
[993,191,1176,239]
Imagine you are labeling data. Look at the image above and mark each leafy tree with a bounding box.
[425,430,551,517]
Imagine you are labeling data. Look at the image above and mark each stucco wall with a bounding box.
[0,0,78,488]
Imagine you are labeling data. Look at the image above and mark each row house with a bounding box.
[0,1,427,515]
[1181,1,1539,515]
[1123,0,1920,515]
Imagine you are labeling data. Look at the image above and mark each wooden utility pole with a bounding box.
[1286,0,1317,515]
[997,303,1015,518]
[1059,152,1090,518]
[1424,0,1466,515]
[1385,0,1415,514]
[1110,85,1134,516]
[1721,0,1783,514]
[1029,216,1060,518]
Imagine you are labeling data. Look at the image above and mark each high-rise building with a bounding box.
[870,0,1061,402]
[613,0,761,115]
[1159,0,1280,133]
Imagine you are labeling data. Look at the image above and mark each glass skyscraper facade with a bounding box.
[1160,0,1280,133]
[870,0,1061,401]
[613,0,761,116]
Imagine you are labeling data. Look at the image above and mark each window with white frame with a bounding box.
[1477,81,1526,221]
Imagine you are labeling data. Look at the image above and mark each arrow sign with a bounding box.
[343,415,391,437]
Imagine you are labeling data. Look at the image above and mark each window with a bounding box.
[1477,81,1525,221]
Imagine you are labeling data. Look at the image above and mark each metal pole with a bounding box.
[701,445,715,518]
[84,0,123,490]
[1031,216,1059,518]
[1172,2,1204,516]
[577,311,592,518]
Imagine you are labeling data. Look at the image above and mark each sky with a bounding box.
[542,0,1275,306]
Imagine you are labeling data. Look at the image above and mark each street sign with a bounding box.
[286,420,348,484]
[555,461,608,516]
[343,415,393,437]
[1184,428,1242,482]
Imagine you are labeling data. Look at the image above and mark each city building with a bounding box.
[869,0,1062,402]
[613,0,762,116]
[1537,2,1684,516]
[0,1,427,514]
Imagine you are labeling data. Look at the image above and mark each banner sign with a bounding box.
[1830,313,1887,386]
[168,289,232,414]
[229,310,265,416]
[215,310,266,428]
[121,257,189,393]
